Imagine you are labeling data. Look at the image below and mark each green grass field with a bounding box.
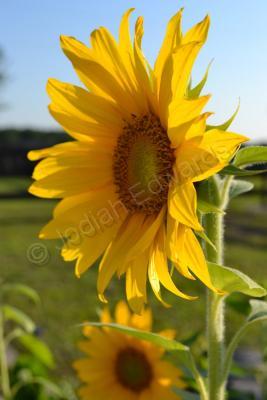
[0,177,267,378]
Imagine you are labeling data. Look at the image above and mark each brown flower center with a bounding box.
[113,114,175,215]
[115,346,153,393]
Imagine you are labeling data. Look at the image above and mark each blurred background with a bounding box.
[0,1,267,399]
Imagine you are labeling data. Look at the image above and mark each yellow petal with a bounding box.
[30,143,113,181]
[119,8,135,54]
[167,95,211,135]
[154,9,183,90]
[114,301,131,326]
[29,167,112,199]
[130,308,152,331]
[159,42,203,125]
[168,181,203,231]
[151,225,196,300]
[175,130,248,183]
[158,329,176,340]
[47,78,122,138]
[97,210,164,298]
[126,251,149,314]
[168,112,211,148]
[97,213,147,297]
[200,129,249,164]
[148,247,170,308]
[182,14,210,44]
[60,35,138,116]
[133,17,157,114]
[166,213,195,280]
[100,307,112,324]
[39,184,125,240]
[48,104,117,142]
[183,228,219,292]
[175,138,220,183]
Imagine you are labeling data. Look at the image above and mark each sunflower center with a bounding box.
[115,346,153,393]
[113,114,175,215]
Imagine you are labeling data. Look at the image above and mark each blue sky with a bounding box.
[1,0,267,141]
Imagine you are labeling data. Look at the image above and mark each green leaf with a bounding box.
[172,388,200,400]
[226,294,250,316]
[234,146,267,167]
[207,100,240,131]
[208,262,267,297]
[2,283,40,304]
[35,377,63,397]
[196,231,217,252]
[188,60,213,99]
[85,322,189,352]
[247,300,267,323]
[197,199,223,214]
[229,180,254,199]
[220,165,267,176]
[2,305,36,333]
[17,334,55,369]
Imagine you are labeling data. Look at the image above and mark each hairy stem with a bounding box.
[204,176,226,400]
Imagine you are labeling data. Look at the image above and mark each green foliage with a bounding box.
[208,262,267,297]
[17,334,55,369]
[197,199,223,214]
[188,60,213,99]
[10,355,60,400]
[172,387,200,399]
[3,305,36,333]
[207,100,240,131]
[234,146,267,167]
[247,299,267,323]
[221,145,267,180]
[2,284,40,305]
[0,280,66,399]
[220,165,267,176]
[229,180,254,200]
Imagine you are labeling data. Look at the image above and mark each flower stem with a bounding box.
[0,309,11,399]
[204,177,226,400]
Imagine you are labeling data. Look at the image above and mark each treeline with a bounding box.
[0,128,267,177]
[0,129,69,176]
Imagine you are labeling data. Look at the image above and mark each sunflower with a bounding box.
[28,9,248,312]
[73,301,185,400]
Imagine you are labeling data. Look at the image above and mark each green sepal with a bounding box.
[207,100,240,131]
[229,180,254,199]
[196,230,217,251]
[208,262,267,297]
[234,145,267,167]
[220,165,267,176]
[188,60,213,99]
[197,199,223,214]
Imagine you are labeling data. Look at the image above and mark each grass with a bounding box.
[0,177,266,379]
